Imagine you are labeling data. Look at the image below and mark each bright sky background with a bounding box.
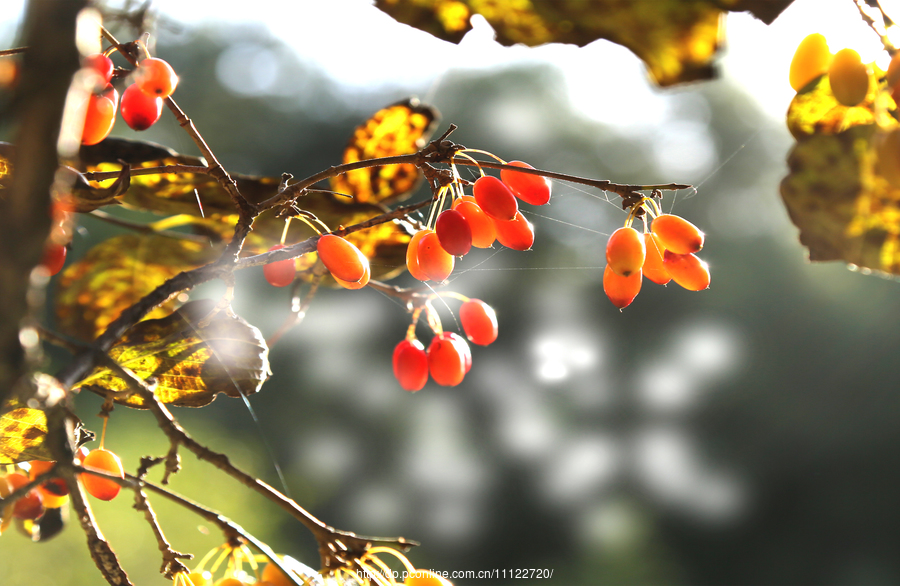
[1,0,895,126]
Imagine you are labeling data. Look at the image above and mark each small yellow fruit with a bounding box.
[790,33,832,91]
[828,48,869,106]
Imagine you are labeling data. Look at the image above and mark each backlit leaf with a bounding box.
[330,98,440,204]
[375,0,794,86]
[786,70,882,139]
[0,374,73,465]
[81,139,282,217]
[75,300,270,408]
[780,123,900,274]
[0,400,49,464]
[56,233,220,341]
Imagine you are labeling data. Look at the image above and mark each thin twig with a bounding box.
[854,0,896,54]
[82,164,210,182]
[93,355,416,571]
[131,471,193,578]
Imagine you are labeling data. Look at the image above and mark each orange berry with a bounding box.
[828,48,869,107]
[651,214,704,255]
[642,232,671,285]
[417,231,455,282]
[435,209,472,256]
[459,298,498,346]
[428,332,470,386]
[135,57,178,98]
[606,226,645,277]
[790,33,832,91]
[81,86,118,145]
[5,472,44,520]
[333,263,370,289]
[663,250,710,291]
[500,161,551,206]
[603,265,642,309]
[81,448,124,501]
[263,244,296,287]
[29,460,69,507]
[473,175,518,221]
[493,211,534,251]
[121,83,163,130]
[40,242,67,276]
[453,199,496,248]
[393,339,429,392]
[316,234,369,283]
[407,229,433,281]
[187,571,212,586]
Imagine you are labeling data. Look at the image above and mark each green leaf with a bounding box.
[55,233,220,341]
[75,300,270,408]
[374,0,794,86]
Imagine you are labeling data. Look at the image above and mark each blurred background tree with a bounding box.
[3,0,900,584]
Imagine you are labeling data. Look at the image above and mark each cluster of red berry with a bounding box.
[393,297,498,391]
[603,200,710,308]
[81,52,178,145]
[407,161,549,281]
[0,446,124,528]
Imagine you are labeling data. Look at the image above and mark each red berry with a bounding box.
[603,265,642,309]
[84,53,114,85]
[606,227,645,277]
[459,299,498,346]
[435,209,473,256]
[334,263,370,289]
[81,448,124,501]
[473,175,518,221]
[417,231,455,282]
[663,250,710,291]
[317,234,369,283]
[121,83,163,131]
[427,332,470,386]
[392,339,429,391]
[642,232,671,285]
[81,85,118,145]
[134,57,178,98]
[493,211,534,251]
[407,229,433,281]
[500,161,551,206]
[651,214,704,255]
[263,244,296,287]
[41,242,67,276]
[453,198,496,248]
[5,472,44,520]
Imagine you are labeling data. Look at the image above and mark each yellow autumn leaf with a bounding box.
[330,98,440,204]
[375,0,794,86]
[75,300,270,408]
[781,123,900,274]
